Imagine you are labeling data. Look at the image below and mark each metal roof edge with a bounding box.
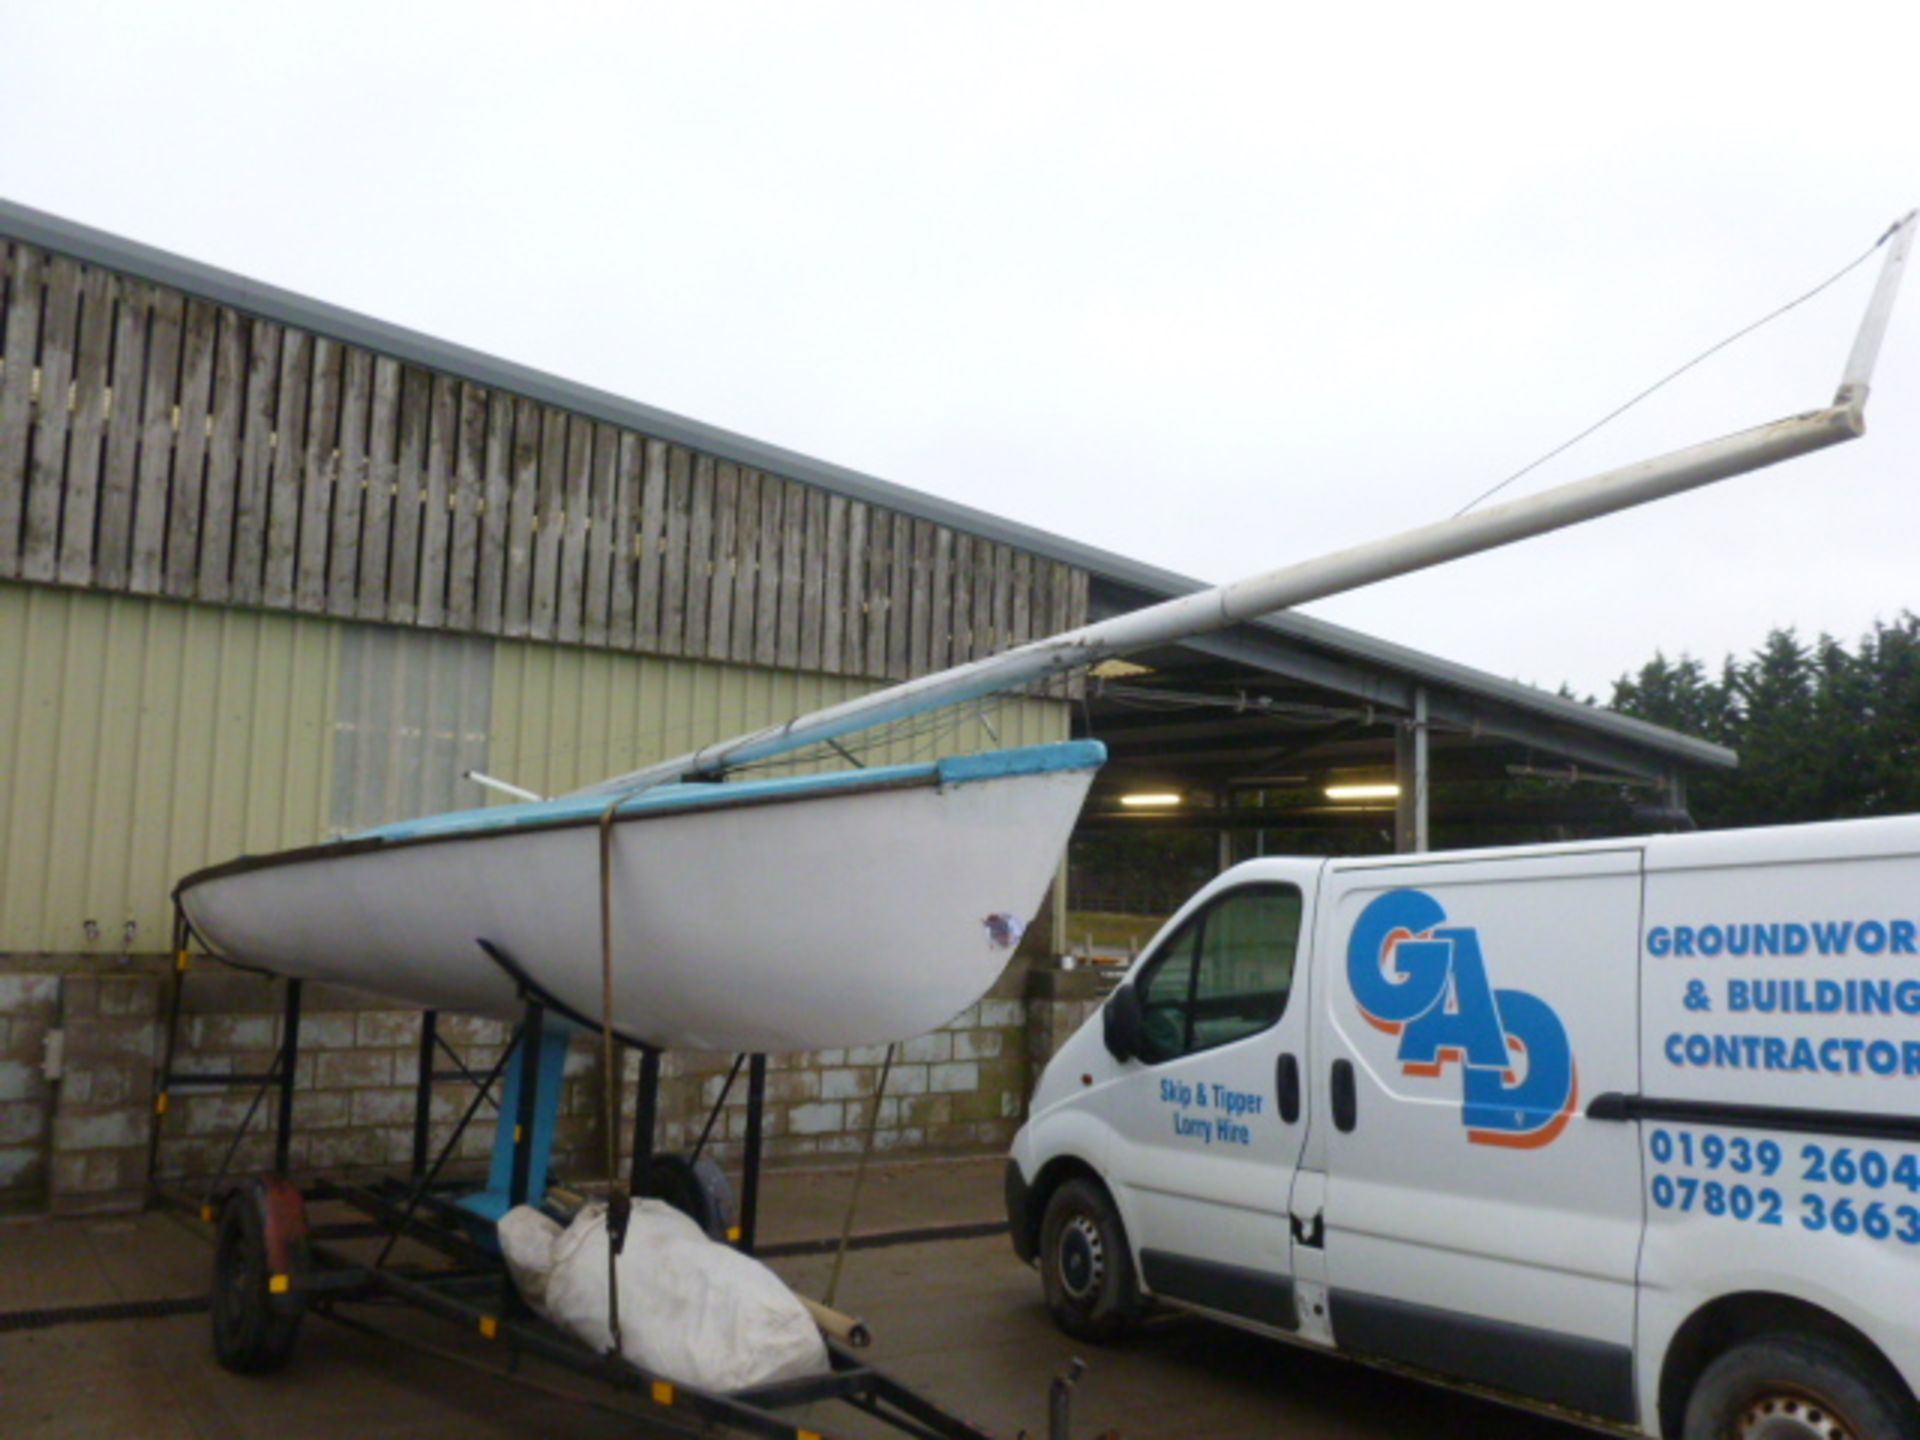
[0,196,1735,774]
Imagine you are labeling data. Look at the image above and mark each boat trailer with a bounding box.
[147,910,1089,1440]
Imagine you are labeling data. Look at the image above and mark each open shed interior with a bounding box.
[1061,575,1734,955]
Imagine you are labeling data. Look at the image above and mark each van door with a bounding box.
[1096,874,1315,1333]
[1315,849,1645,1427]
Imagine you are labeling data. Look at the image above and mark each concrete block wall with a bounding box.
[621,974,1037,1171]
[0,973,60,1200]
[0,952,1106,1214]
[147,979,586,1190]
[1024,967,1116,1072]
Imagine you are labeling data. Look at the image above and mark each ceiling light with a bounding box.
[1119,792,1183,808]
[1324,783,1401,801]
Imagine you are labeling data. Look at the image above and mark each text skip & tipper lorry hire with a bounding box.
[1006,814,1920,1438]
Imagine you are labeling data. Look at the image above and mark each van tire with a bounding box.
[1039,1178,1140,1343]
[1682,1334,1915,1440]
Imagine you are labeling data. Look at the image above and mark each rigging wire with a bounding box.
[1449,228,1894,520]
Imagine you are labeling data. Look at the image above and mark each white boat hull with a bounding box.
[177,748,1098,1052]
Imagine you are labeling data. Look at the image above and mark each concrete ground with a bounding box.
[0,1156,1591,1440]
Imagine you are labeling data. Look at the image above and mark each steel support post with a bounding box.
[509,999,545,1209]
[411,1011,438,1181]
[274,980,304,1175]
[146,904,193,1188]
[740,1054,768,1253]
[628,1045,661,1193]
[1394,687,1429,854]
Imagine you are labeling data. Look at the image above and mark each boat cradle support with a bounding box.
[146,907,1041,1440]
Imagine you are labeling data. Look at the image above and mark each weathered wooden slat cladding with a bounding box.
[262,325,313,610]
[387,364,430,626]
[163,297,217,599]
[753,466,782,666]
[357,356,402,621]
[0,237,1086,682]
[415,371,457,630]
[660,442,692,654]
[194,306,246,605]
[527,401,565,639]
[633,435,667,651]
[502,394,539,636]
[474,391,513,634]
[129,286,185,594]
[93,275,150,590]
[727,464,760,664]
[581,420,617,647]
[53,262,111,587]
[325,348,373,618]
[444,382,487,632]
[607,431,641,650]
[0,248,35,573]
[20,254,80,583]
[705,459,737,661]
[294,336,343,614]
[820,492,846,672]
[228,315,282,605]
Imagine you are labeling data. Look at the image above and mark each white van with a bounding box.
[1006,815,1920,1438]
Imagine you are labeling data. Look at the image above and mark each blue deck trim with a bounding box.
[355,740,1106,843]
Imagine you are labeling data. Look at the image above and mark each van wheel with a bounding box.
[1682,1334,1916,1440]
[1039,1179,1140,1343]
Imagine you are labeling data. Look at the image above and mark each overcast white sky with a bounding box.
[3,2,1914,698]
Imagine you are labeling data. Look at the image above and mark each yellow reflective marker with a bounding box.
[176,950,191,972]
[513,1125,523,1143]
[479,1315,499,1340]
[200,1205,216,1224]
[727,1225,741,1243]
[154,1092,170,1116]
[799,1430,824,1440]
[268,1274,290,1295]
[650,1380,675,1406]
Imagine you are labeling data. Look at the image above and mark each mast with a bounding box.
[573,210,1916,800]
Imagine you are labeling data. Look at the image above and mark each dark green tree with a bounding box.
[1607,615,1920,830]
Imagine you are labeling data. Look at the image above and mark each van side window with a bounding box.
[1133,884,1302,1063]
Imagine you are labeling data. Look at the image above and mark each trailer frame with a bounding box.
[147,905,1029,1440]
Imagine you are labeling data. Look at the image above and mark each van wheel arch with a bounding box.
[1020,1156,1110,1264]
[1658,1292,1917,1439]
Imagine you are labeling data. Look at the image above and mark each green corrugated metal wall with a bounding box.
[490,642,1066,797]
[0,581,340,954]
[0,580,1068,953]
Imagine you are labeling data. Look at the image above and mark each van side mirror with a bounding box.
[1103,984,1144,1062]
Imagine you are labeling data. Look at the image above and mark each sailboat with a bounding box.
[176,213,1915,1054]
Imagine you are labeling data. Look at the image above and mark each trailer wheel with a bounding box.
[636,1152,736,1242]
[211,1190,302,1374]
[1039,1178,1140,1343]
[1682,1333,1916,1440]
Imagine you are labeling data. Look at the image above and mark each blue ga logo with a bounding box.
[1347,890,1577,1148]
